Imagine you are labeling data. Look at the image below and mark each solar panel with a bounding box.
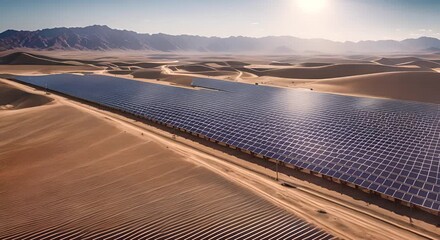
[14,74,440,213]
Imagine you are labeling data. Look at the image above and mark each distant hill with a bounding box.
[1,25,440,54]
[0,52,71,65]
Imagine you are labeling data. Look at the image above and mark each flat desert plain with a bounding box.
[0,51,439,239]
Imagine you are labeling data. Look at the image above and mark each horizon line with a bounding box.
[2,24,439,44]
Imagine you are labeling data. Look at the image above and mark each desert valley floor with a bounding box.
[0,51,439,239]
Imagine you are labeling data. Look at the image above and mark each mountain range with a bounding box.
[1,25,440,54]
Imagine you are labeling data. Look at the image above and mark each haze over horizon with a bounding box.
[1,0,440,42]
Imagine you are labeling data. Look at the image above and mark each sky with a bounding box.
[1,0,439,42]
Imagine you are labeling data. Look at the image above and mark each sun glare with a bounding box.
[296,0,328,13]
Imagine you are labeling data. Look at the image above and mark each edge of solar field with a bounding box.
[11,75,439,217]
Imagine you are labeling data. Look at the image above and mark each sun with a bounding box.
[296,0,328,13]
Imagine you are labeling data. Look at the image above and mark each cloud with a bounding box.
[418,28,433,33]
[251,22,259,25]
[408,28,440,38]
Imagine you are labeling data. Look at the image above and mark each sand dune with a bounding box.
[301,71,440,103]
[205,63,228,68]
[0,65,102,75]
[199,61,229,67]
[163,63,238,78]
[0,51,165,69]
[243,63,426,79]
[244,66,272,71]
[284,57,371,64]
[168,66,179,71]
[176,64,218,72]
[224,61,250,67]
[161,75,195,86]
[215,66,238,72]
[0,51,104,74]
[185,70,237,77]
[297,62,334,67]
[240,71,258,78]
[0,82,53,109]
[118,66,131,70]
[400,60,440,69]
[375,57,423,65]
[3,51,437,105]
[131,68,165,79]
[0,83,332,239]
[112,62,163,68]
[108,70,133,75]
[269,62,292,66]
[0,52,73,65]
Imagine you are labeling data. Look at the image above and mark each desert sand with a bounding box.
[0,82,53,109]
[2,51,439,103]
[1,51,440,239]
[257,71,440,103]
[298,71,440,103]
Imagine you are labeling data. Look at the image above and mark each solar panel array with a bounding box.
[15,74,440,213]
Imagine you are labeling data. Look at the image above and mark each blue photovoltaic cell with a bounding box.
[14,74,440,212]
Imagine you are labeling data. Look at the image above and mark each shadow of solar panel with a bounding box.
[14,74,440,214]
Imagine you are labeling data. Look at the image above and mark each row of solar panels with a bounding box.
[14,74,440,212]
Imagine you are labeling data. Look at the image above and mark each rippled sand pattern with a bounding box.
[0,104,334,239]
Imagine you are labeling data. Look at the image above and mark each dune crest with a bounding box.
[304,71,440,103]
[0,82,53,109]
[375,57,423,65]
[0,52,72,65]
[244,63,427,79]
